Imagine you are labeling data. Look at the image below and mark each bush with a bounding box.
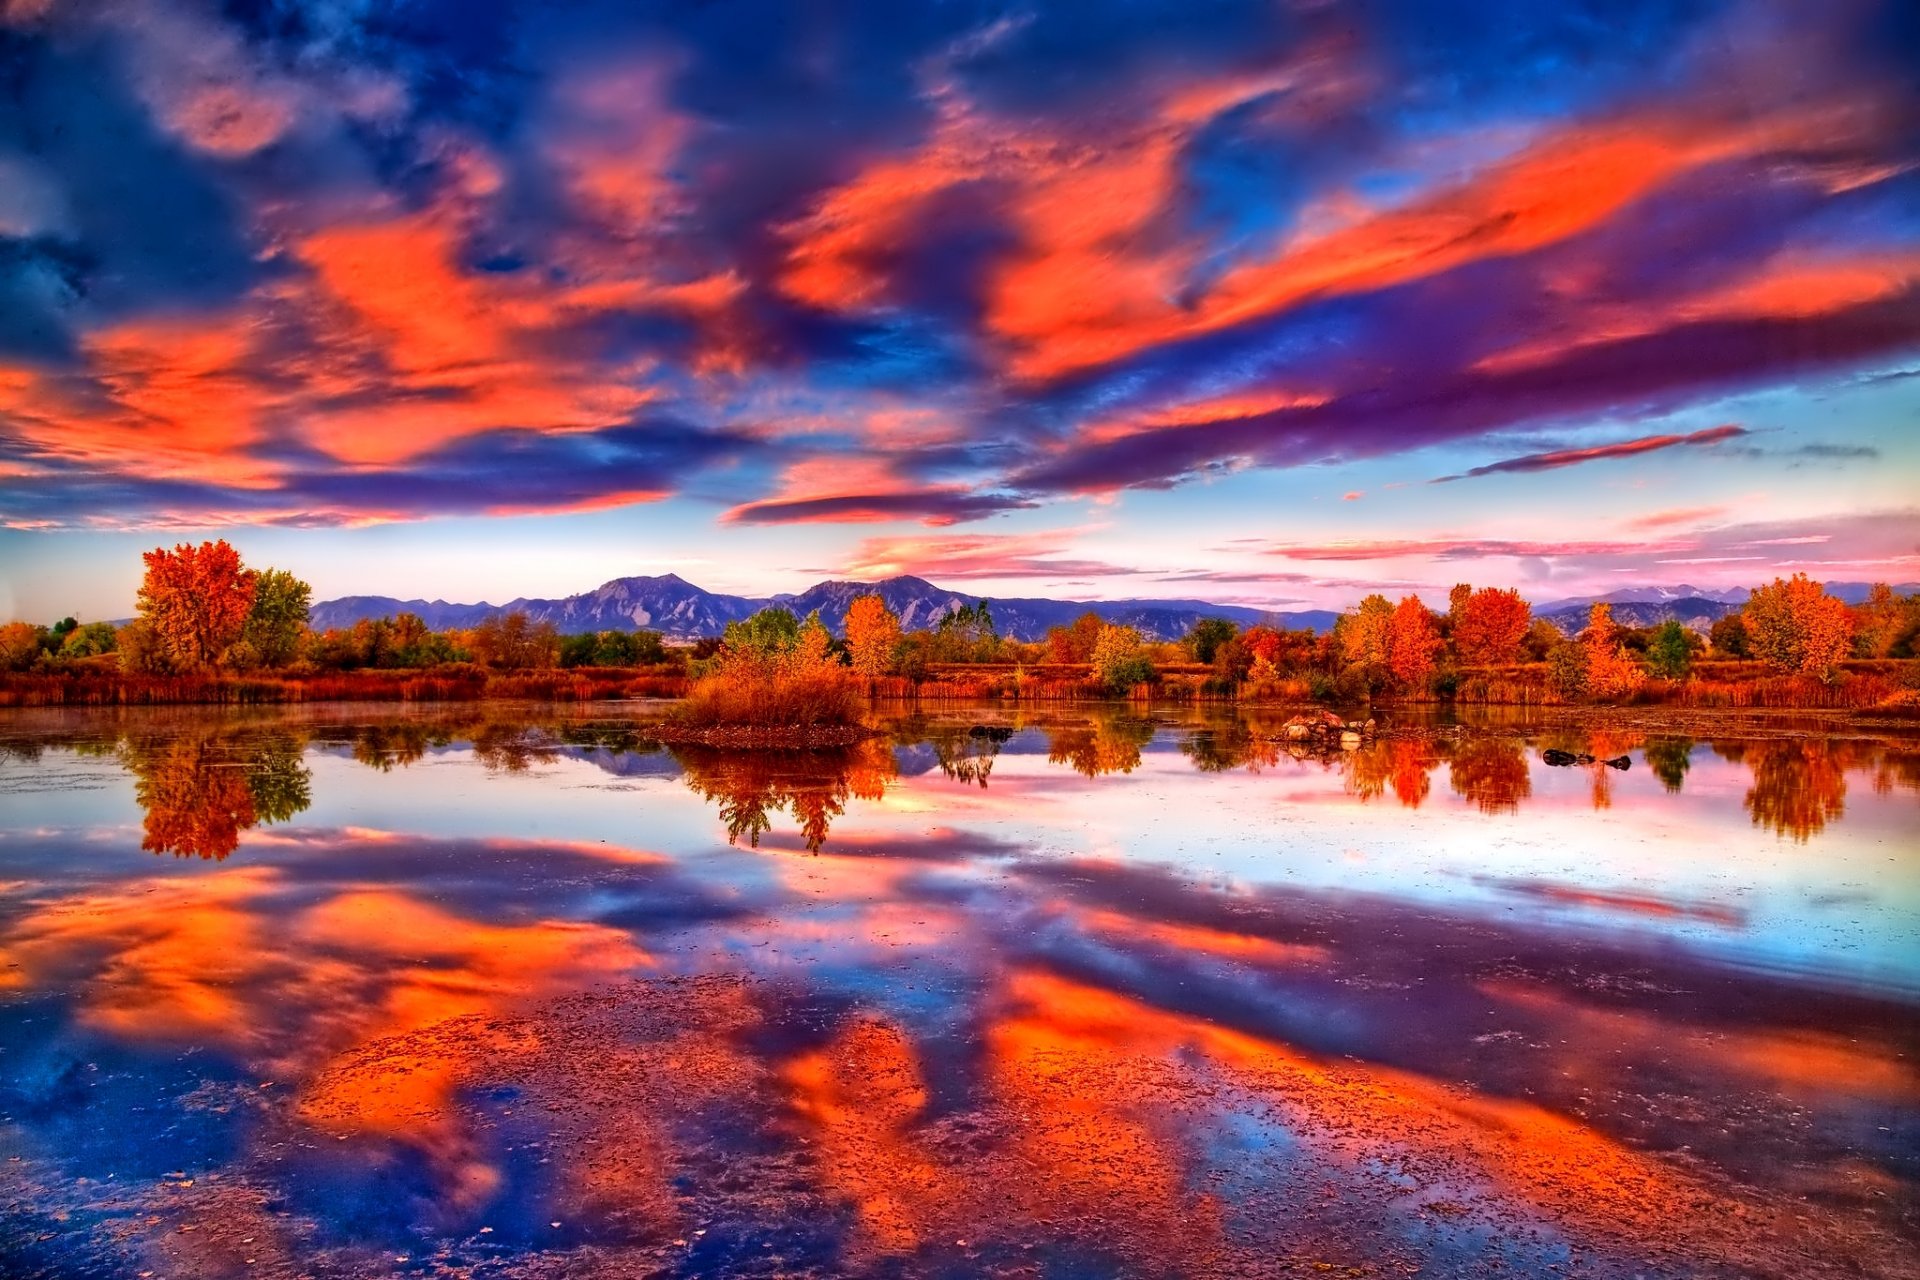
[675,667,863,727]
[1546,642,1588,700]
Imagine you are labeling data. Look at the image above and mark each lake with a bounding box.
[1,703,1915,1278]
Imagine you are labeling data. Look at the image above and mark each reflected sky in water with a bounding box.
[0,704,1916,1279]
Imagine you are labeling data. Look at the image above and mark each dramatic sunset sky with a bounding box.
[1,0,1917,620]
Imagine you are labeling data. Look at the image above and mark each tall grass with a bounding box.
[674,667,864,727]
[0,667,687,707]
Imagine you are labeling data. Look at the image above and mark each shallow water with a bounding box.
[1,702,1916,1278]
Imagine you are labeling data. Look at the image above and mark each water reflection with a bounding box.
[122,728,311,858]
[16,707,1920,858]
[1041,709,1155,777]
[674,739,897,851]
[0,705,1916,1277]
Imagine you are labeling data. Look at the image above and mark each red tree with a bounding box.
[1387,596,1442,690]
[1453,588,1532,666]
[137,540,257,671]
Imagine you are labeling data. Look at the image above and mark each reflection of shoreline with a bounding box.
[15,704,1920,858]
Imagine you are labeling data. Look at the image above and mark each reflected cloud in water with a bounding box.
[0,705,1916,1277]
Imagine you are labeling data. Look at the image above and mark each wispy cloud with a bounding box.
[1431,425,1747,484]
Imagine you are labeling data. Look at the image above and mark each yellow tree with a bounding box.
[1340,594,1394,670]
[1744,574,1854,681]
[843,594,902,676]
[137,540,257,671]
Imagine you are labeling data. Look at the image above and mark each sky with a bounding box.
[1,0,1918,621]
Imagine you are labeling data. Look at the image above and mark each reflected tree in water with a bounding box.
[1744,739,1850,842]
[1341,737,1442,808]
[1869,747,1920,799]
[674,739,897,851]
[1644,737,1694,794]
[123,730,311,859]
[345,721,435,771]
[1180,719,1283,773]
[1448,737,1531,814]
[1044,713,1155,778]
[931,724,1011,788]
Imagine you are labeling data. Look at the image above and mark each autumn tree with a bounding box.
[1851,583,1915,659]
[1091,623,1153,691]
[844,594,903,676]
[1339,594,1394,672]
[1709,613,1751,659]
[1447,583,1472,626]
[1047,612,1105,664]
[1386,596,1442,691]
[1452,588,1532,666]
[0,621,39,672]
[137,540,258,672]
[470,611,559,669]
[1580,603,1645,700]
[1743,574,1854,682]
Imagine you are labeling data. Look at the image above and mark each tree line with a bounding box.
[2,543,1914,702]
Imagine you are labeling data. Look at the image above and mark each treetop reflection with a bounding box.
[22,708,1917,857]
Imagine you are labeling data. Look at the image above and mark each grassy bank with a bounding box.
[4,658,1914,714]
[861,659,1917,712]
[0,667,689,707]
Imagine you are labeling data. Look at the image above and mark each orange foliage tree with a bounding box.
[1046,611,1105,664]
[844,594,903,676]
[1340,594,1394,671]
[1744,574,1854,681]
[1386,596,1442,691]
[1580,603,1645,701]
[1851,583,1906,658]
[0,621,39,672]
[136,540,258,671]
[1452,588,1532,666]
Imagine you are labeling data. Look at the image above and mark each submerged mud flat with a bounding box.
[0,704,1916,1278]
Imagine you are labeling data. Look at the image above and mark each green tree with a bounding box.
[1645,620,1695,679]
[1546,641,1588,700]
[60,621,119,658]
[723,607,802,658]
[243,568,312,668]
[1184,617,1238,665]
[1709,613,1750,659]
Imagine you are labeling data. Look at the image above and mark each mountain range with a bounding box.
[308,574,1339,643]
[307,576,1916,643]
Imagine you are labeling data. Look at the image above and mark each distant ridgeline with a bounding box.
[308,573,1335,643]
[306,574,1917,643]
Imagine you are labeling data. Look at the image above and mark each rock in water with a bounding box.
[1541,749,1580,766]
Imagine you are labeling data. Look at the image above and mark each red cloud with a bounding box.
[1431,425,1748,482]
[838,532,1144,581]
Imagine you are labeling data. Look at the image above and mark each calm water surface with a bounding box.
[1,703,1916,1279]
